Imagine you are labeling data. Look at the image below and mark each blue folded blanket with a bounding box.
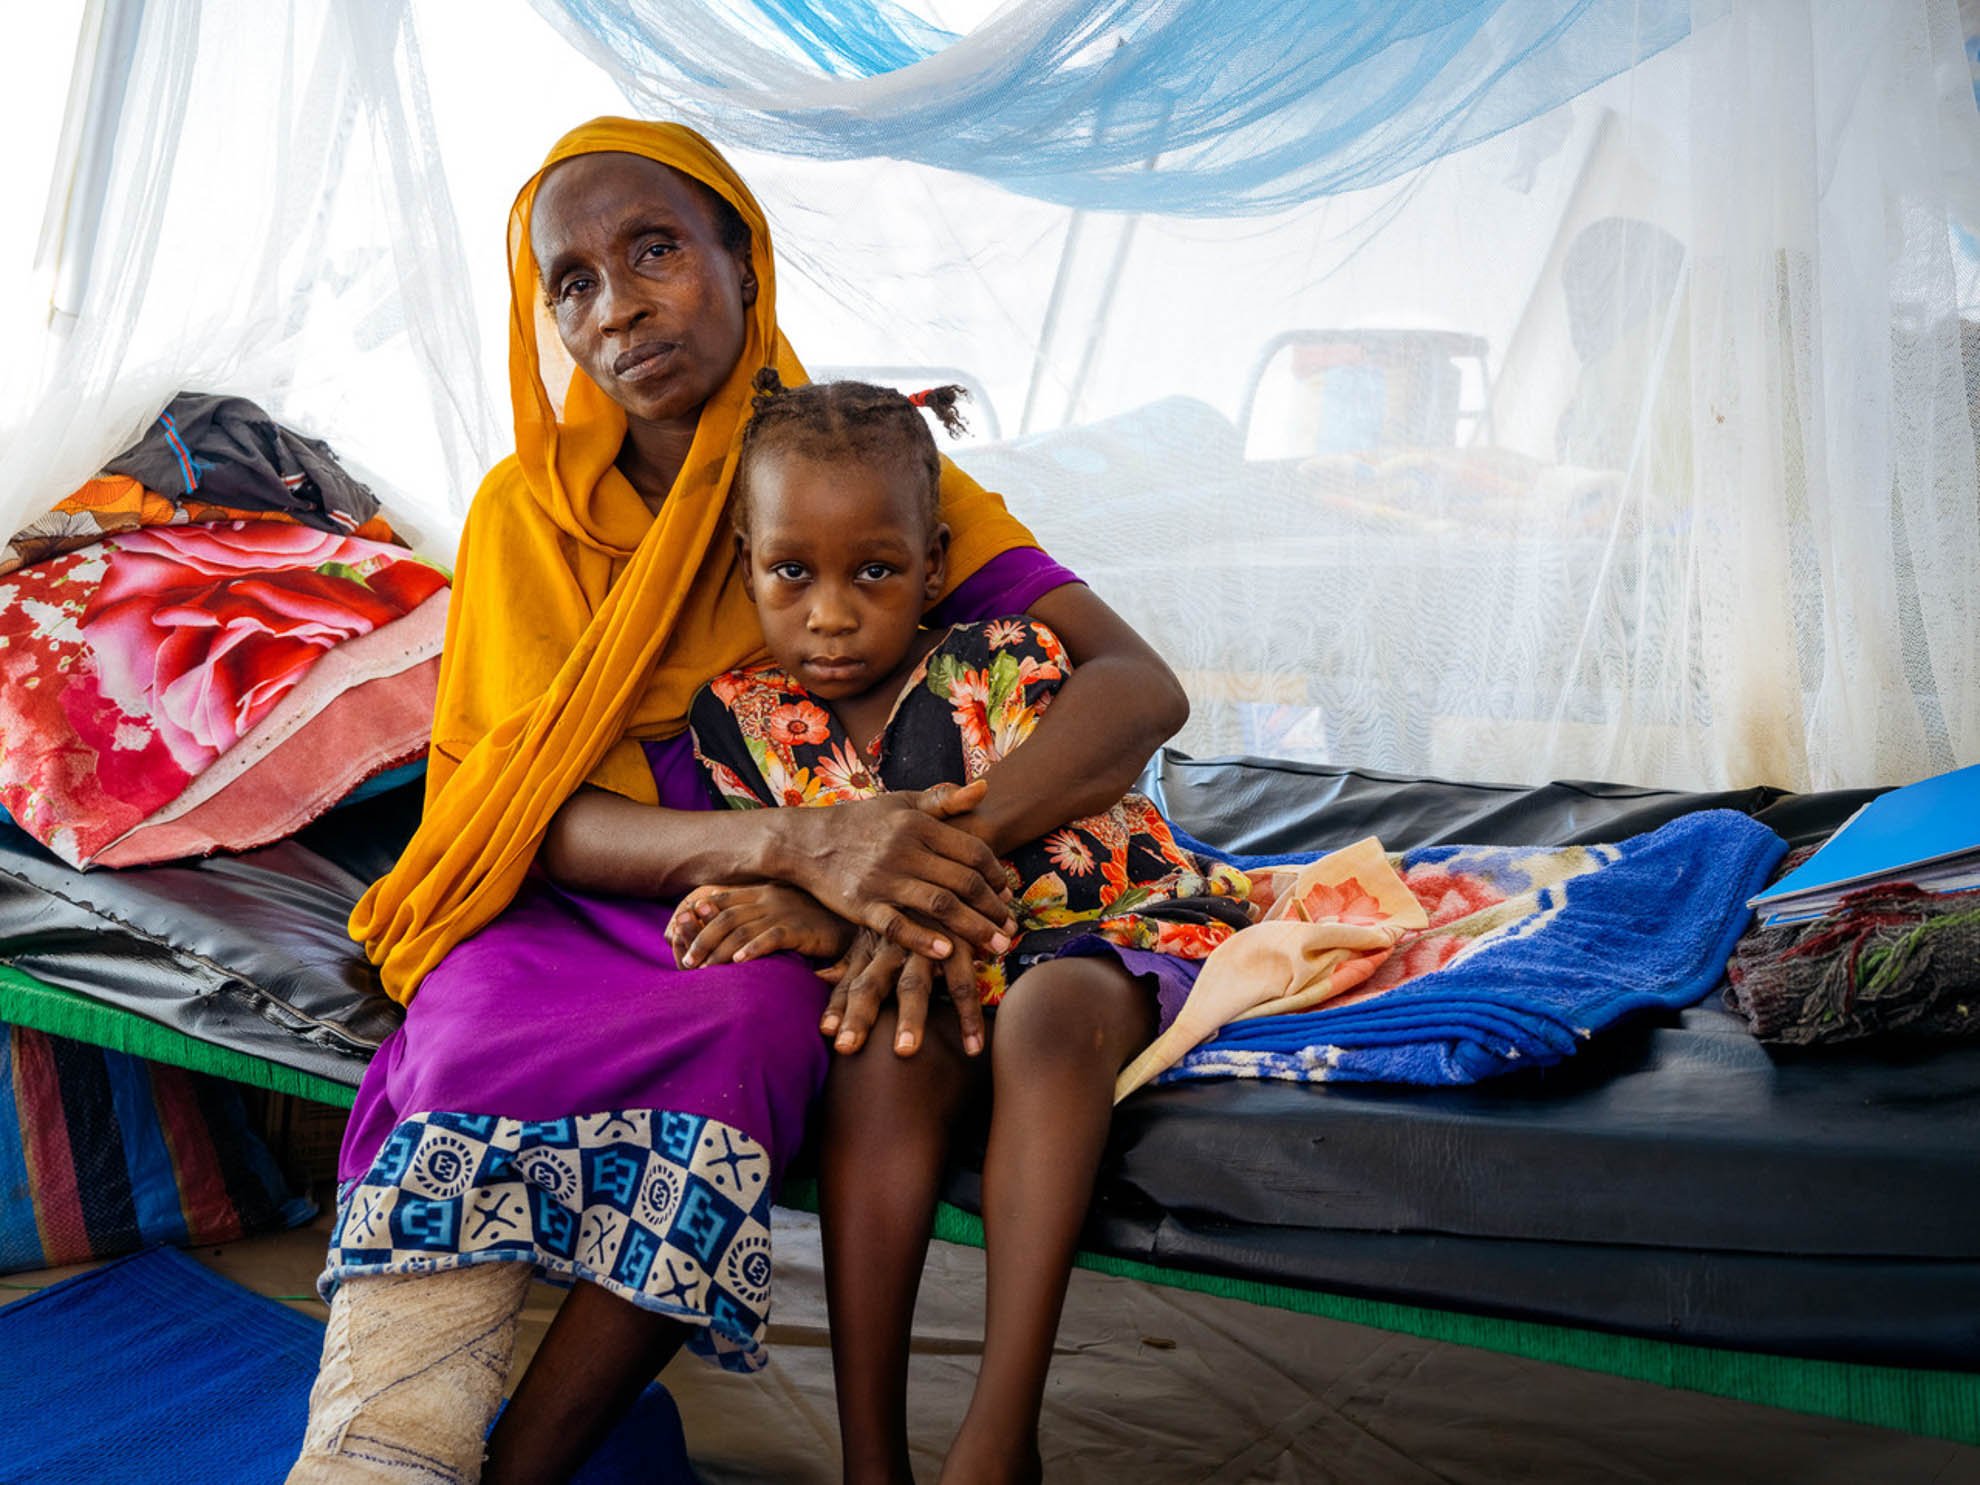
[1162,809,1786,1087]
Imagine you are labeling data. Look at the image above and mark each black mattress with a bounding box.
[1,750,1975,1367]
[0,788,413,1089]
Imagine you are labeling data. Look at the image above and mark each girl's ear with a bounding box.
[736,531,757,602]
[922,522,951,604]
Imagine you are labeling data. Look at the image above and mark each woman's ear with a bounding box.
[738,253,759,310]
[922,522,951,603]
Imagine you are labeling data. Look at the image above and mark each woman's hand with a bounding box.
[770,779,1017,964]
[667,883,855,968]
[819,928,986,1060]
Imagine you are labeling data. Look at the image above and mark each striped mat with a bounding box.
[0,1021,312,1273]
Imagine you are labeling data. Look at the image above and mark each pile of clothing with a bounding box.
[0,393,448,869]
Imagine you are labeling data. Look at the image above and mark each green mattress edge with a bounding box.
[0,965,358,1110]
[777,1179,1979,1447]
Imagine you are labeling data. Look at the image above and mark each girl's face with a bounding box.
[738,449,948,701]
[530,152,755,438]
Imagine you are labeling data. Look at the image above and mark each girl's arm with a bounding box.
[540,779,1017,961]
[961,581,1190,854]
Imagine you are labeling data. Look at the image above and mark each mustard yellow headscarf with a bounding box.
[351,119,1038,1004]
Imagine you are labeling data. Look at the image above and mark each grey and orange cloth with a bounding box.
[103,392,383,532]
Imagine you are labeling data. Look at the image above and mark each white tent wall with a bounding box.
[0,0,501,556]
[4,0,1978,794]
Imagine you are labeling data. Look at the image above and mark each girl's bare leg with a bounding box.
[822,1004,984,1485]
[482,1281,691,1484]
[941,958,1154,1485]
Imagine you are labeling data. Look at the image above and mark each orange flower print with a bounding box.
[1296,876,1389,926]
[1080,808,1129,855]
[1402,867,1506,928]
[1149,919,1233,959]
[984,618,1028,649]
[1205,862,1253,902]
[703,759,765,807]
[1100,851,1132,903]
[60,475,145,512]
[814,739,874,797]
[945,667,993,709]
[757,749,822,808]
[767,700,832,748]
[954,711,996,765]
[1015,655,1063,689]
[710,671,748,706]
[976,957,1010,1007]
[777,772,820,807]
[1095,916,1159,952]
[1361,931,1467,995]
[946,667,996,759]
[1045,828,1095,876]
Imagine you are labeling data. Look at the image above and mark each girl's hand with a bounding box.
[667,883,855,968]
[819,927,986,1059]
[772,779,1017,964]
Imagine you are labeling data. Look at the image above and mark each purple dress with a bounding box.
[323,550,1078,1372]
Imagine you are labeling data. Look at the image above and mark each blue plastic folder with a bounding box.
[1748,763,1980,916]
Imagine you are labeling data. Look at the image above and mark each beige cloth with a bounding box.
[288,1262,532,1484]
[1114,837,1427,1101]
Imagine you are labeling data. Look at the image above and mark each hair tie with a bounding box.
[907,388,935,407]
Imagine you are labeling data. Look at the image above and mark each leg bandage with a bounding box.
[287,1262,532,1484]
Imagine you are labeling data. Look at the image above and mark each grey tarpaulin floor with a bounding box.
[8,1202,1977,1483]
[660,1211,1980,1485]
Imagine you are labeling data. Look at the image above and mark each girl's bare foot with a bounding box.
[937,1424,1043,1485]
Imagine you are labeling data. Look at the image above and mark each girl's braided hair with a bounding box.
[732,369,968,537]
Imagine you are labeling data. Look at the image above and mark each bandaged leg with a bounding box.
[288,1261,533,1484]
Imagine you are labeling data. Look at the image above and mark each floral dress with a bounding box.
[689,617,1256,1004]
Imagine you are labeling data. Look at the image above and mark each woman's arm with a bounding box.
[540,780,1018,960]
[540,788,783,899]
[961,581,1190,854]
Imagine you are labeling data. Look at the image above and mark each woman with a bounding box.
[289,119,1186,1484]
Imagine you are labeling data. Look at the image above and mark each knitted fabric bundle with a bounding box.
[1725,883,1980,1046]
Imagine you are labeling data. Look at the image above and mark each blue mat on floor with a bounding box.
[0,1246,693,1482]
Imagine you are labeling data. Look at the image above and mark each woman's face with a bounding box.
[531,152,755,435]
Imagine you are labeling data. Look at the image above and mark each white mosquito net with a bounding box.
[5,0,1979,794]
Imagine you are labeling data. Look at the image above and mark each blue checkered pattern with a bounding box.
[323,1108,776,1372]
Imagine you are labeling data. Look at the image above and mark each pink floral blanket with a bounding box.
[0,522,446,867]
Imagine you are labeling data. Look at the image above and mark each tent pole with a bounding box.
[47,0,146,327]
[1019,71,1132,437]
[1019,210,1085,437]
[1060,93,1173,428]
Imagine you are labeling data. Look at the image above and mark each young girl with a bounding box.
[672,372,1253,1485]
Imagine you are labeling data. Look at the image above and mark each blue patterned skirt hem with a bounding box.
[321,1107,778,1373]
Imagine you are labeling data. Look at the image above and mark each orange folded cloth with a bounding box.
[2,474,398,577]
